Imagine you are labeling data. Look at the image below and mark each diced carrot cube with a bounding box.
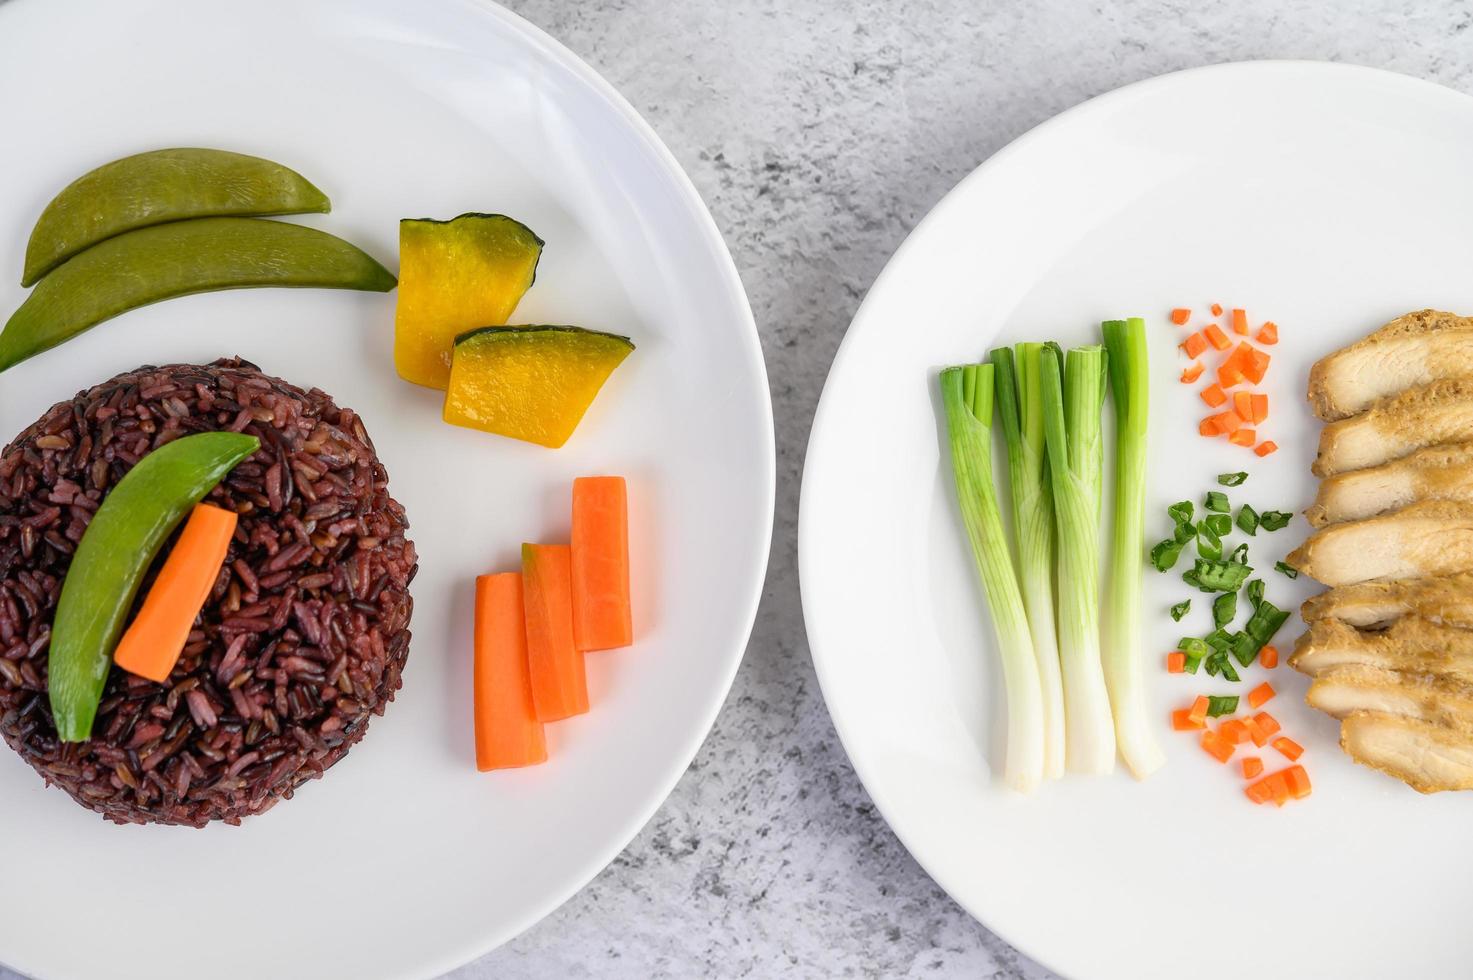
[1256,321,1278,345]
[1260,645,1279,669]
[1218,363,1244,388]
[1211,303,1224,316]
[1249,393,1268,424]
[1251,712,1281,743]
[1220,719,1250,744]
[1229,428,1256,447]
[1254,440,1278,457]
[1243,349,1270,384]
[1167,651,1186,673]
[1199,417,1220,437]
[1212,410,1244,434]
[1204,324,1231,351]
[1242,756,1263,780]
[1247,682,1275,709]
[1233,390,1253,418]
[1170,308,1192,325]
[1172,708,1205,731]
[1180,362,1204,383]
[1231,308,1248,334]
[1188,695,1210,726]
[1200,384,1227,407]
[1182,333,1207,358]
[1200,730,1235,763]
[1273,736,1304,761]
[1282,764,1312,799]
[1245,775,1278,804]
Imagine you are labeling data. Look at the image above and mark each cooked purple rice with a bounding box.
[0,358,416,827]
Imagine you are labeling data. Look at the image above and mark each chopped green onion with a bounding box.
[1246,578,1265,607]
[1179,637,1210,657]
[1217,653,1241,683]
[1205,491,1230,513]
[1217,472,1248,487]
[1151,538,1185,571]
[1187,558,1253,593]
[1231,631,1260,668]
[1173,521,1195,544]
[1275,560,1299,579]
[1206,628,1233,652]
[1204,513,1232,537]
[1168,500,1194,525]
[1196,521,1223,560]
[1236,504,1259,536]
[939,365,1045,791]
[1212,590,1237,629]
[1259,510,1293,531]
[1169,599,1191,621]
[1244,599,1290,645]
[1206,695,1239,717]
[1181,650,1204,674]
[1230,542,1250,564]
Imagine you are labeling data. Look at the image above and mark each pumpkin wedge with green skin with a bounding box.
[444,326,634,448]
[395,213,544,390]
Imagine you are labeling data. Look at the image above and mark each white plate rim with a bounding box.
[797,59,1466,980]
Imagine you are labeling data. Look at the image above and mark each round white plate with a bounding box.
[0,1,772,978]
[801,61,1473,980]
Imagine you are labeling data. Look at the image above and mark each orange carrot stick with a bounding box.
[522,543,589,721]
[1201,729,1235,763]
[1188,695,1210,726]
[1171,708,1204,731]
[1212,410,1245,434]
[1170,308,1192,325]
[1204,324,1231,351]
[1282,764,1312,799]
[113,503,237,683]
[1199,416,1221,437]
[474,573,548,770]
[1231,309,1248,335]
[571,476,633,652]
[1273,736,1304,761]
[1260,645,1279,669]
[1247,682,1275,709]
[1249,393,1268,424]
[1166,651,1186,673]
[1232,390,1252,420]
[1254,440,1278,457]
[1182,333,1207,358]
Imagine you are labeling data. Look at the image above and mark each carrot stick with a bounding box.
[474,573,548,770]
[1170,308,1191,325]
[1282,764,1312,798]
[1166,651,1186,673]
[1260,645,1279,669]
[1242,348,1270,384]
[1231,308,1248,335]
[1200,384,1227,408]
[1199,416,1221,437]
[1188,694,1210,726]
[1182,333,1207,358]
[1273,736,1304,761]
[1212,410,1245,434]
[1220,718,1250,744]
[522,543,589,721]
[1254,440,1278,457]
[1171,708,1204,731]
[1218,363,1244,388]
[1247,681,1275,709]
[1249,711,1280,747]
[1201,729,1235,763]
[1232,390,1252,420]
[571,476,633,652]
[1180,362,1204,383]
[1249,393,1268,424]
[113,503,237,683]
[1204,324,1231,351]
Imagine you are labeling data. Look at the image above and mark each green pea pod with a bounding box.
[1,217,396,373]
[23,147,330,287]
[49,431,259,742]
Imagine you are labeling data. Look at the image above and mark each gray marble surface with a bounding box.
[5,2,1473,979]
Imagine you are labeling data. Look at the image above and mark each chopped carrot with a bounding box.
[1199,417,1220,436]
[1181,332,1207,358]
[1166,651,1186,673]
[1231,308,1248,335]
[1247,682,1275,709]
[1273,736,1304,761]
[1245,770,1291,806]
[1282,764,1313,799]
[1220,719,1251,745]
[1170,308,1192,325]
[1229,428,1256,447]
[1242,757,1263,780]
[1210,303,1223,316]
[1172,708,1205,731]
[1217,363,1245,388]
[1260,645,1279,669]
[113,503,238,683]
[1256,321,1278,345]
[1249,393,1268,424]
[1242,348,1270,384]
[1188,695,1210,726]
[1233,390,1252,419]
[1254,440,1278,457]
[473,573,548,771]
[1212,410,1245,434]
[1203,324,1231,351]
[1249,711,1281,747]
[1180,362,1204,383]
[522,543,589,722]
[1200,383,1227,407]
[571,476,633,652]
[1201,729,1235,763]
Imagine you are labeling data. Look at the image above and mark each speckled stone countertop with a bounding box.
[4,2,1473,979]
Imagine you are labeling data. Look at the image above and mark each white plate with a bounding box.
[0,1,772,978]
[801,62,1473,980]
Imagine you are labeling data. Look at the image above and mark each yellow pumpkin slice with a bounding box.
[394,213,543,389]
[444,326,634,448]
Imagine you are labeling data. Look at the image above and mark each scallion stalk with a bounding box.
[1102,318,1165,779]
[940,364,1045,792]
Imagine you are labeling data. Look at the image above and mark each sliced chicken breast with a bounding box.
[1307,309,1473,420]
[1340,711,1473,793]
[1285,500,1473,586]
[1306,664,1473,729]
[1313,378,1473,476]
[1301,573,1473,629]
[1290,617,1473,681]
[1306,442,1473,526]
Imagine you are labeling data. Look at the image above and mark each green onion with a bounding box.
[1168,500,1194,525]
[1102,318,1162,778]
[940,365,1045,792]
[1229,542,1250,565]
[1217,472,1248,487]
[1244,599,1290,645]
[1206,628,1233,652]
[1204,513,1232,537]
[1151,538,1185,571]
[1231,631,1260,668]
[1173,521,1195,544]
[1181,650,1203,674]
[992,345,1066,779]
[1246,578,1265,607]
[1212,590,1237,629]
[1206,695,1239,717]
[1185,558,1253,593]
[1170,599,1191,621]
[1236,504,1259,536]
[1275,560,1299,579]
[1204,491,1230,513]
[1040,343,1116,775]
[1216,653,1241,683]
[1196,521,1223,560]
[1259,511,1293,531]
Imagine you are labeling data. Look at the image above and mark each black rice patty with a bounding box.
[0,358,416,827]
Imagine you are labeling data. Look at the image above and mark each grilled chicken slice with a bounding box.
[1290,617,1473,682]
[1301,573,1473,629]
[1306,442,1473,526]
[1286,500,1473,586]
[1340,712,1473,793]
[1305,664,1473,729]
[1307,309,1473,421]
[1313,378,1473,476]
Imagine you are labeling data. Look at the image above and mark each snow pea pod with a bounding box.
[0,217,396,373]
[22,147,330,287]
[48,431,259,742]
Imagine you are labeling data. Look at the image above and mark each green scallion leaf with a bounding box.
[1197,521,1223,560]
[1205,491,1230,513]
[1170,599,1191,621]
[1205,513,1232,537]
[1246,578,1265,607]
[1244,599,1290,645]
[1206,695,1239,717]
[1150,538,1185,572]
[1179,637,1210,657]
[1167,500,1194,525]
[1217,654,1241,683]
[1217,472,1248,487]
[1212,591,1237,629]
[1206,628,1233,652]
[1187,558,1253,593]
[1275,560,1299,579]
[1236,504,1259,536]
[1230,542,1249,565]
[1174,521,1195,544]
[1231,631,1260,668]
[1259,510,1293,531]
[1182,651,1203,674]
